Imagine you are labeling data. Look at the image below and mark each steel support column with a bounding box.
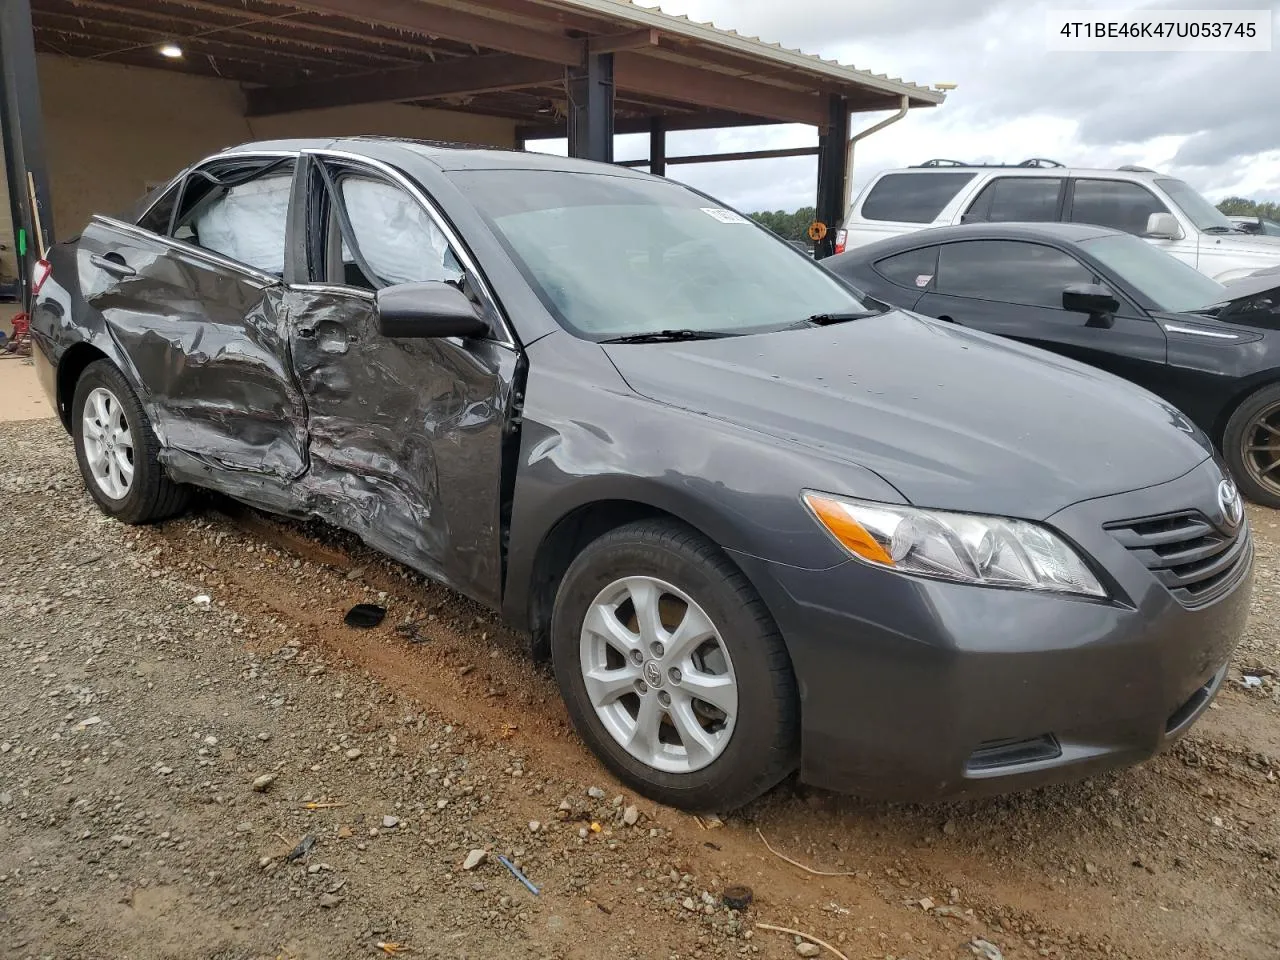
[649,117,666,176]
[566,51,615,163]
[814,94,850,260]
[0,0,51,309]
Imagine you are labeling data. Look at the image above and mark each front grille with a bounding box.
[1105,511,1251,608]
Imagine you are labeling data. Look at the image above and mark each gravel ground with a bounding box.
[2,416,1278,960]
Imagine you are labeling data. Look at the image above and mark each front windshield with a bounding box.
[1155,178,1237,232]
[1080,234,1227,312]
[450,169,866,339]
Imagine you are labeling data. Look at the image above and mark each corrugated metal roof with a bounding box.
[542,0,945,105]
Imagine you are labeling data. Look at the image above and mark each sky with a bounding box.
[528,0,1280,214]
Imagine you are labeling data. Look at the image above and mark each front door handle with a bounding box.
[90,253,136,279]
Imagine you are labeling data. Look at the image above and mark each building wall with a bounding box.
[0,54,519,281]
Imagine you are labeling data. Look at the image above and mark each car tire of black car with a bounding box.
[1224,383,1280,508]
[551,519,799,811]
[72,360,191,524]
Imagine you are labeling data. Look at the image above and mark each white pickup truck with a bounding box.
[835,160,1280,282]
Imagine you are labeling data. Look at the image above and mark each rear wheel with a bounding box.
[72,360,190,524]
[1224,384,1280,508]
[551,519,798,811]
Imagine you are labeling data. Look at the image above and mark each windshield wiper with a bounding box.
[1202,225,1242,234]
[599,329,738,344]
[805,311,879,326]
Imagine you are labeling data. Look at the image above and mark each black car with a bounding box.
[825,223,1280,506]
[31,141,1251,809]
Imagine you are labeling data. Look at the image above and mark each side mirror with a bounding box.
[376,281,489,339]
[1063,283,1120,329]
[1144,212,1183,240]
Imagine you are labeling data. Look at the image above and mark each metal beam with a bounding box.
[1,0,52,311]
[814,95,850,260]
[613,52,825,126]
[617,145,819,168]
[566,52,614,163]
[589,28,659,54]
[519,111,781,139]
[281,0,583,65]
[649,117,665,177]
[247,54,564,116]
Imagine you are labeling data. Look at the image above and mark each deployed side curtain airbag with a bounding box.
[195,175,294,275]
[341,178,461,286]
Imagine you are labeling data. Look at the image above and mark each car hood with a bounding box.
[604,312,1211,519]
[1205,233,1280,258]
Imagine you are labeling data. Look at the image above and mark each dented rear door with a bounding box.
[77,191,307,480]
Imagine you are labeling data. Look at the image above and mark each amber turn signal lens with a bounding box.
[803,493,895,566]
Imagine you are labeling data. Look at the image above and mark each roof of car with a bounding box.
[841,222,1125,258]
[879,166,1175,179]
[218,137,646,176]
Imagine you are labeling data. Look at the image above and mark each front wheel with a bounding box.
[551,519,798,811]
[1223,383,1280,508]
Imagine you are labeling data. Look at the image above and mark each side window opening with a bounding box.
[936,240,1092,308]
[963,177,1064,223]
[860,172,977,224]
[136,182,181,235]
[169,158,295,276]
[1069,179,1170,236]
[315,166,464,292]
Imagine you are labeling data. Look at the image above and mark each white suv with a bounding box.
[835,160,1280,282]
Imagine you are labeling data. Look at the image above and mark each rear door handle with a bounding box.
[90,254,136,279]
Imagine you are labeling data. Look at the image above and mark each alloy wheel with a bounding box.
[579,575,739,774]
[82,386,135,500]
[1243,400,1280,497]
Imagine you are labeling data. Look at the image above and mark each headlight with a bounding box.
[803,491,1105,597]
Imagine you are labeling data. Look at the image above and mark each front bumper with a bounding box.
[733,460,1253,801]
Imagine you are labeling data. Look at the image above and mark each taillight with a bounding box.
[31,258,51,297]
[834,230,847,255]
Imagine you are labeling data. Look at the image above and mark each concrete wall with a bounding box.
[0,54,519,280]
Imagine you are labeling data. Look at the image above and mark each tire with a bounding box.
[1223,383,1280,509]
[71,360,190,524]
[551,519,798,811]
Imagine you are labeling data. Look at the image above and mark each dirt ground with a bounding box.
[2,415,1278,960]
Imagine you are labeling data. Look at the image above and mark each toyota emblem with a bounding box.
[1218,478,1244,530]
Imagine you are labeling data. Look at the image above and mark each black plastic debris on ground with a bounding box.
[285,833,317,862]
[344,604,386,629]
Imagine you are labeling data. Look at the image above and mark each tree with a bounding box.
[749,207,817,242]
[1217,197,1280,220]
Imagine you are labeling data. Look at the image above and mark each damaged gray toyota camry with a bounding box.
[32,138,1252,810]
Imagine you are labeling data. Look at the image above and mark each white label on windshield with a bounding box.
[916,274,934,288]
[701,207,750,224]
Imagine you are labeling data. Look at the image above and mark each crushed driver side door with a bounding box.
[284,153,521,607]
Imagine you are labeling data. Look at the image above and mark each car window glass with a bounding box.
[966,177,1062,222]
[936,240,1092,307]
[1079,234,1227,312]
[171,170,294,275]
[452,168,867,339]
[1070,179,1168,235]
[1264,219,1280,237]
[861,173,976,223]
[336,176,463,289]
[874,247,939,290]
[136,183,179,235]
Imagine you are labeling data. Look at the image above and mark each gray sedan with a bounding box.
[31,139,1251,809]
